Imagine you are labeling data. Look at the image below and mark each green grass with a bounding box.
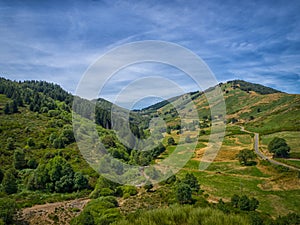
[177,168,299,216]
[245,104,300,134]
[114,205,251,225]
[275,159,300,169]
[226,166,270,178]
[185,161,270,178]
[261,131,300,155]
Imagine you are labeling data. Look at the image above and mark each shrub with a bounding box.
[167,137,176,145]
[27,138,35,147]
[71,197,121,225]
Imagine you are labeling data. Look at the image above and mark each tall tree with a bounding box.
[176,183,192,204]
[14,149,27,170]
[4,103,10,114]
[182,173,200,192]
[2,169,18,194]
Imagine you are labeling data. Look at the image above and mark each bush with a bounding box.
[6,138,15,150]
[121,186,138,197]
[27,156,88,193]
[232,194,259,211]
[27,158,38,169]
[167,137,176,145]
[27,138,35,147]
[71,197,121,225]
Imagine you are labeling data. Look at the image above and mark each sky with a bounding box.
[0,0,299,109]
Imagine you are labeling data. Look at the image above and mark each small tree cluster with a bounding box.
[176,173,200,204]
[28,156,88,193]
[3,100,18,114]
[49,125,75,149]
[231,194,259,211]
[130,143,165,166]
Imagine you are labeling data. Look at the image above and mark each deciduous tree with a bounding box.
[268,137,290,158]
[236,149,256,166]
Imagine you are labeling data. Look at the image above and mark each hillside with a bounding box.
[144,80,299,133]
[0,78,299,225]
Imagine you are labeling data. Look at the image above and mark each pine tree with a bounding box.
[11,100,18,113]
[4,103,10,114]
[2,170,18,194]
[14,149,27,170]
[176,183,192,204]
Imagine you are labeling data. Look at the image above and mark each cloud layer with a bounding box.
[0,0,299,108]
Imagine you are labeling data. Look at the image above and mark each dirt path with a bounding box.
[16,198,90,225]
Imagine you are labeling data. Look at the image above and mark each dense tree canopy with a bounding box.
[236,149,256,166]
[268,137,290,158]
[28,156,88,193]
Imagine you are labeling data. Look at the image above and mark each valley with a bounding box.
[0,78,299,225]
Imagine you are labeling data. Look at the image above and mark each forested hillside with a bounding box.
[0,77,299,225]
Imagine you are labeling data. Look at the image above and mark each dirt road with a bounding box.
[17,198,90,225]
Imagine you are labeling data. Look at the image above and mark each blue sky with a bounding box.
[0,0,299,108]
